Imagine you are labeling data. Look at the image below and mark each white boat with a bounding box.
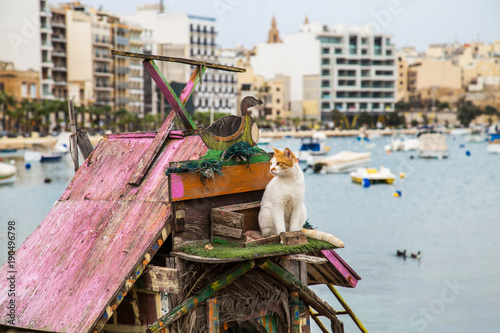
[0,161,16,185]
[464,126,488,143]
[350,167,395,185]
[417,133,449,159]
[311,151,371,174]
[384,133,420,151]
[296,132,329,163]
[486,124,500,154]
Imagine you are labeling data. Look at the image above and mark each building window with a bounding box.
[21,82,27,98]
[0,83,4,92]
[322,47,329,54]
[276,98,280,103]
[30,83,37,98]
[322,69,330,76]
[335,48,342,55]
[322,58,330,65]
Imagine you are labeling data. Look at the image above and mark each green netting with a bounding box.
[220,141,266,162]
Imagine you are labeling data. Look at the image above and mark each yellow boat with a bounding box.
[350,167,395,185]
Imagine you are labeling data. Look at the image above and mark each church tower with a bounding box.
[267,15,282,44]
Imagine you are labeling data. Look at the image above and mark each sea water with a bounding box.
[1,135,499,332]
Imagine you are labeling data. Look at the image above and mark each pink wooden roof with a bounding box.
[0,131,207,332]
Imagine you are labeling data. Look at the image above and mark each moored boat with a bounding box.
[296,132,329,163]
[417,132,449,159]
[0,161,16,185]
[312,151,371,174]
[350,167,395,185]
[486,124,500,154]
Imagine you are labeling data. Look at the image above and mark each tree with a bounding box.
[456,97,482,127]
[357,111,374,129]
[0,91,15,132]
[330,109,343,129]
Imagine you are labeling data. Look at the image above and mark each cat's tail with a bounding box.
[302,228,344,248]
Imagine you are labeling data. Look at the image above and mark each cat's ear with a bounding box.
[272,147,280,154]
[284,148,294,158]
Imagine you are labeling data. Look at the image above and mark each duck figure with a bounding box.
[198,96,263,151]
[396,249,407,257]
[410,251,421,259]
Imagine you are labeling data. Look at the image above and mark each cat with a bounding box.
[258,147,307,237]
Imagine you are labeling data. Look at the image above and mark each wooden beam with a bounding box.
[310,309,330,333]
[68,98,78,171]
[148,260,255,333]
[257,260,337,321]
[143,60,197,130]
[290,291,301,333]
[169,161,272,202]
[137,266,181,294]
[180,65,207,105]
[112,50,245,73]
[128,110,177,185]
[327,285,368,333]
[207,298,219,333]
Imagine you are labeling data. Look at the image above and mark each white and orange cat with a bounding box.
[258,147,307,236]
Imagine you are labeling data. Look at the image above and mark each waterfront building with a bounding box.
[50,7,68,101]
[0,62,40,102]
[126,4,238,115]
[251,18,397,122]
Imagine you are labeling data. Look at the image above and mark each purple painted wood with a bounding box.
[128,110,177,185]
[143,60,196,130]
[321,250,361,288]
[179,65,207,105]
[0,131,208,333]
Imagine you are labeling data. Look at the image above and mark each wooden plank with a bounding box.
[327,285,368,333]
[210,209,243,228]
[128,110,177,185]
[245,235,281,247]
[290,292,300,333]
[147,261,255,333]
[68,98,79,171]
[207,298,219,333]
[112,50,245,73]
[257,260,337,321]
[180,65,207,105]
[280,231,308,246]
[321,250,361,288]
[170,161,272,202]
[143,60,196,130]
[212,223,244,239]
[282,254,329,264]
[137,266,181,294]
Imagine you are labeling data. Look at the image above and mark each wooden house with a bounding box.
[0,52,365,333]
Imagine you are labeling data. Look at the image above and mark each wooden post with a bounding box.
[207,298,219,333]
[309,309,330,333]
[327,284,368,333]
[68,98,78,171]
[290,291,300,333]
[148,260,255,333]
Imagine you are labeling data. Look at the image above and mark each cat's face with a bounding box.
[270,147,297,176]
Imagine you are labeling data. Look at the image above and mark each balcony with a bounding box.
[52,50,67,57]
[41,25,52,34]
[115,82,129,89]
[53,80,67,86]
[52,35,67,43]
[42,59,54,68]
[41,41,53,51]
[51,21,65,28]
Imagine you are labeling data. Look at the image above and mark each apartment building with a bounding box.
[126,5,238,115]
[0,62,40,102]
[51,7,68,101]
[317,24,397,120]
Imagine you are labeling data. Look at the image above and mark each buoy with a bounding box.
[386,150,392,154]
[459,144,465,148]
[465,150,471,156]
[362,178,371,188]
[44,177,52,183]
[357,137,361,141]
[25,163,31,169]
[393,190,402,197]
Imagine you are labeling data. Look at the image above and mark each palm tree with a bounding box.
[0,91,15,132]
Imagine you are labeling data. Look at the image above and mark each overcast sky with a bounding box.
[53,0,500,52]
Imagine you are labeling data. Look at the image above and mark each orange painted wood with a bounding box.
[170,161,272,202]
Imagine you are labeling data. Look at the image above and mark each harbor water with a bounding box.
[1,134,499,332]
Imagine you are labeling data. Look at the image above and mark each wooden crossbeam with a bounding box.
[111,50,245,72]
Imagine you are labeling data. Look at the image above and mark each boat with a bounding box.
[486,123,500,154]
[40,151,65,162]
[464,126,488,143]
[0,161,16,185]
[311,151,371,174]
[417,132,449,159]
[296,132,329,163]
[350,167,395,185]
[384,133,420,152]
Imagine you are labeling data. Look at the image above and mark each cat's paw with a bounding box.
[260,227,273,237]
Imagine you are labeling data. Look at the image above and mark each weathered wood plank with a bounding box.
[111,50,245,73]
[210,210,243,228]
[207,298,219,333]
[137,266,181,294]
[170,162,272,202]
[244,235,281,247]
[143,60,196,130]
[128,110,177,185]
[321,249,361,288]
[280,231,308,246]
[290,292,301,333]
[147,261,255,333]
[180,65,207,105]
[211,223,244,239]
[282,254,329,264]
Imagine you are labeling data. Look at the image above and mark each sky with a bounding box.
[51,0,500,52]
